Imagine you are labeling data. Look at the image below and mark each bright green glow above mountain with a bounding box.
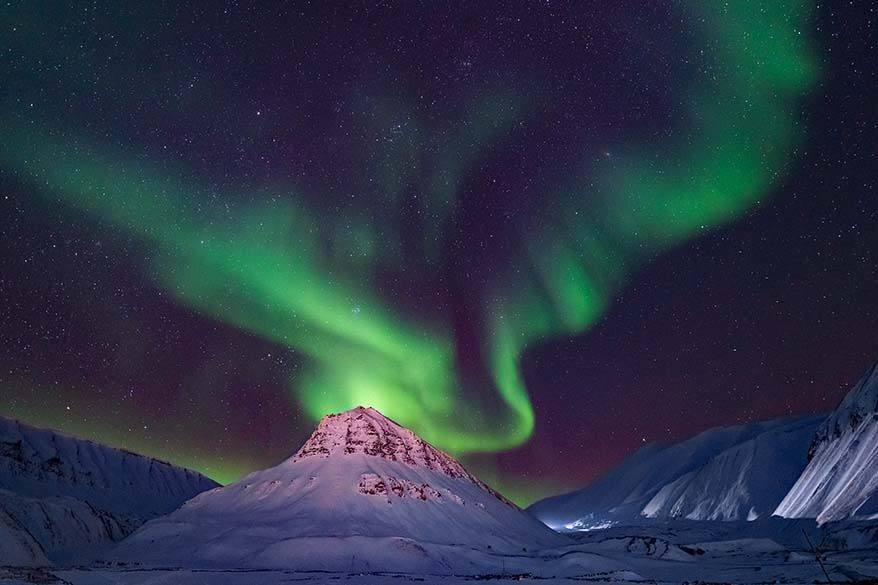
[0,0,817,464]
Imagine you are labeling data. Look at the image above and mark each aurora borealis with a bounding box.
[1,2,876,504]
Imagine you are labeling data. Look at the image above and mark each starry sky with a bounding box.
[0,1,875,505]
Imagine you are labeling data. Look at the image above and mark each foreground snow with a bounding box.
[2,571,642,585]
[4,518,876,584]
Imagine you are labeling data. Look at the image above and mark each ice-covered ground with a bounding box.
[8,552,876,584]
[2,571,637,585]
[5,518,877,585]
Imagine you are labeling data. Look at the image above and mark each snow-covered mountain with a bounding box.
[530,361,878,531]
[112,406,571,574]
[0,416,218,566]
[528,414,824,530]
[775,363,878,523]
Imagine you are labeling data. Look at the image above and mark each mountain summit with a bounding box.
[294,407,481,478]
[289,406,514,504]
[112,406,568,573]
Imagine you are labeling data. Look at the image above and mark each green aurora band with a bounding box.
[1,1,818,464]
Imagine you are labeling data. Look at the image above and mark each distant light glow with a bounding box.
[562,519,619,532]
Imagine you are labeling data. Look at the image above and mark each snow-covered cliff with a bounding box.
[531,361,878,531]
[528,414,823,530]
[775,364,878,523]
[0,416,218,565]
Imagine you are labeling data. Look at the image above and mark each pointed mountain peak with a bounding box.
[289,406,495,490]
[335,405,392,422]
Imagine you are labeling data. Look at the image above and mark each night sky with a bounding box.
[0,1,875,505]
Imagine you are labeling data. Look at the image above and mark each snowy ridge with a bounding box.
[111,406,571,574]
[528,414,824,530]
[0,415,218,565]
[0,418,218,516]
[775,363,878,523]
[640,415,821,521]
[531,361,878,531]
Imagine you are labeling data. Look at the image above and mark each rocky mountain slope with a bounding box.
[0,416,218,566]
